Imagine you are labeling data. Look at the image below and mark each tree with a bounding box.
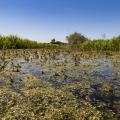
[50,38,64,45]
[51,38,56,44]
[66,32,88,47]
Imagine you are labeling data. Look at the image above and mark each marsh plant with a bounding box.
[0,46,9,72]
[11,62,21,72]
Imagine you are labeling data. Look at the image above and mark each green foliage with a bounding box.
[80,36,120,51]
[51,38,65,45]
[51,38,56,44]
[0,35,60,49]
[0,34,120,51]
[66,32,88,48]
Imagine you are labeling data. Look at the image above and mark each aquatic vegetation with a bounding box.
[23,76,52,90]
[101,83,113,94]
[0,49,120,119]
[0,82,102,120]
[0,47,10,72]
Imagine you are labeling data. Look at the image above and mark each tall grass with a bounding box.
[0,35,120,51]
[80,36,120,51]
[0,35,60,49]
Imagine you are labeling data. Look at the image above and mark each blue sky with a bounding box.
[0,0,120,42]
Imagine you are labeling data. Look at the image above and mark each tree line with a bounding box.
[0,33,120,51]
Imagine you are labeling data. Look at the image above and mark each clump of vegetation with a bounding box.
[11,63,21,72]
[66,32,88,48]
[50,38,65,45]
[23,76,52,90]
[0,46,10,72]
[101,83,113,94]
[0,76,102,120]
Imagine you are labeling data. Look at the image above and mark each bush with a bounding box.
[66,32,88,48]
